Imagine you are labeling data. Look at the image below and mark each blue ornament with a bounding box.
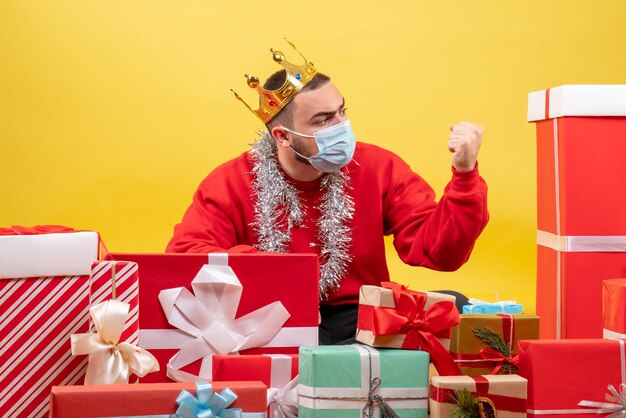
[295,73,302,80]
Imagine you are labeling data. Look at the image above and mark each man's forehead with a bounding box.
[292,82,345,114]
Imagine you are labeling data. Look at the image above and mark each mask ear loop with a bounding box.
[281,126,314,138]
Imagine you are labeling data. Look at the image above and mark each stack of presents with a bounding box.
[1,84,626,418]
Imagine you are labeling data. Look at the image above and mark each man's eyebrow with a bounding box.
[309,98,346,121]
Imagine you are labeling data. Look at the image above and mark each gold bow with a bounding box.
[71,300,159,384]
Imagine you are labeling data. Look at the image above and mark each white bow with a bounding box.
[71,300,159,384]
[268,376,299,418]
[159,263,291,381]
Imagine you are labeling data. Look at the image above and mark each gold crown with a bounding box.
[231,39,318,123]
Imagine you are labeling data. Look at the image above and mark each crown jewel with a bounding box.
[231,39,318,123]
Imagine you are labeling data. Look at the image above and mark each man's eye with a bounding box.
[340,108,348,115]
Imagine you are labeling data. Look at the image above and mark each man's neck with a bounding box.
[276,147,324,182]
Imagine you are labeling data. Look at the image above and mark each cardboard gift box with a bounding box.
[49,381,268,417]
[603,278,626,338]
[299,345,429,418]
[356,282,460,376]
[518,338,626,417]
[429,374,527,418]
[0,228,138,418]
[449,314,539,376]
[528,85,626,339]
[213,354,298,416]
[106,253,320,383]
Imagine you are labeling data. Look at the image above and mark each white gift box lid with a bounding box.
[528,84,626,122]
[0,231,99,278]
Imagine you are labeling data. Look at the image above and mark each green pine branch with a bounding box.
[473,325,510,357]
[472,325,518,374]
[451,389,497,418]
[451,389,479,418]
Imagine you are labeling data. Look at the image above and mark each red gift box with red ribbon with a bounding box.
[106,252,319,383]
[519,338,626,417]
[355,282,461,376]
[0,226,138,418]
[528,85,626,339]
[430,374,527,418]
[449,313,539,376]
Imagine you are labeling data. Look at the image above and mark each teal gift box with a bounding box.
[462,300,523,314]
[298,345,429,418]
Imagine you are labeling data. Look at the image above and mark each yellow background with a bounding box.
[2,1,626,314]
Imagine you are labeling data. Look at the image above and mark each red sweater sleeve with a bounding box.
[384,158,489,271]
[166,156,258,254]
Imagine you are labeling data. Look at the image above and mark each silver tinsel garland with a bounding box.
[249,131,355,299]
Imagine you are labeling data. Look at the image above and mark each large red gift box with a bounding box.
[518,338,626,417]
[49,381,267,417]
[106,253,319,382]
[603,278,626,338]
[528,85,626,338]
[0,228,139,418]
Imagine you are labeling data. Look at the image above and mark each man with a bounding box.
[167,42,488,344]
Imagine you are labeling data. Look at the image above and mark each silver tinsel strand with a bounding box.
[249,131,354,300]
[316,171,355,298]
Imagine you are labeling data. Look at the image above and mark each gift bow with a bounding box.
[267,376,299,418]
[71,300,159,384]
[478,347,519,375]
[176,382,243,418]
[368,282,461,376]
[578,384,626,417]
[159,262,291,381]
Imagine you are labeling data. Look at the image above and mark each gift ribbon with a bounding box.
[268,376,299,418]
[527,339,626,415]
[266,355,298,418]
[298,344,428,412]
[578,384,626,418]
[0,225,76,235]
[158,253,291,381]
[71,300,159,384]
[357,282,461,376]
[465,298,519,313]
[430,375,526,413]
[605,329,626,339]
[452,314,517,374]
[176,382,244,418]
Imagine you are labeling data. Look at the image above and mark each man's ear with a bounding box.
[271,126,291,149]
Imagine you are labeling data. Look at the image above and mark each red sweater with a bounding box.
[167,142,489,305]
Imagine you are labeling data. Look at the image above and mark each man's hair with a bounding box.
[264,70,331,130]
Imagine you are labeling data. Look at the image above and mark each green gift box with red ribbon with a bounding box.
[355,282,462,376]
[449,314,539,376]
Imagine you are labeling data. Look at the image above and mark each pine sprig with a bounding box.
[472,325,518,374]
[451,389,497,418]
[473,326,510,356]
[451,389,479,418]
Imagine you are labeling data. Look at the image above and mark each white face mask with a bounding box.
[282,120,357,173]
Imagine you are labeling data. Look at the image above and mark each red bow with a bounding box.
[359,282,462,376]
[0,225,76,235]
[479,347,519,375]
